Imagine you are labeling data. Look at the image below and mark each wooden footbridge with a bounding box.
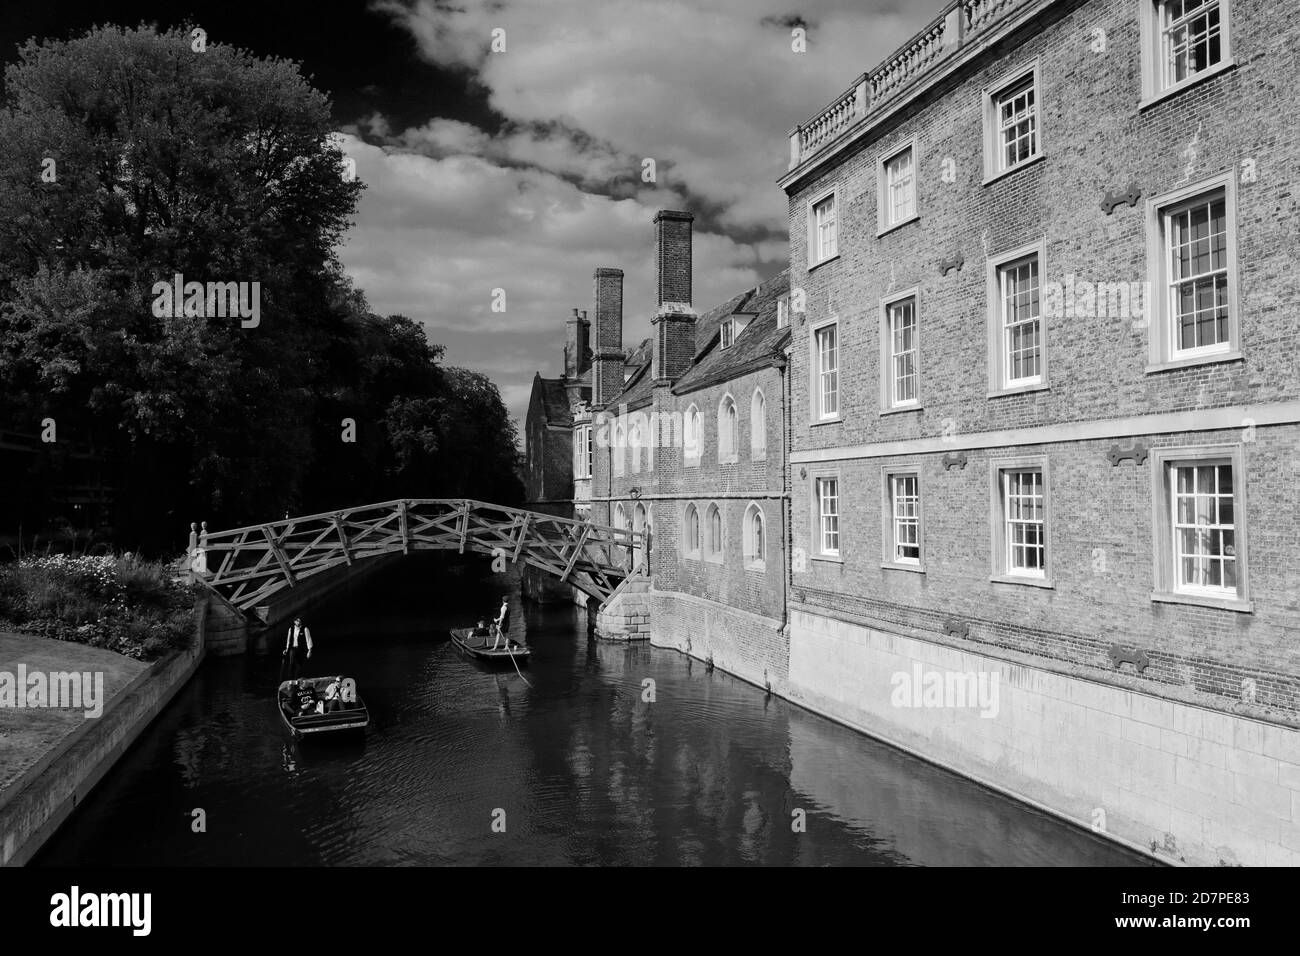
[187,499,645,616]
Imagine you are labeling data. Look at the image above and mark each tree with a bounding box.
[0,24,362,550]
[0,24,522,552]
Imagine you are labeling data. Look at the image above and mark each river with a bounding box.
[34,555,1152,866]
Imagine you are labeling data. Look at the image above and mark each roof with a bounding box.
[603,269,791,409]
[531,374,573,427]
[607,337,655,411]
[673,268,791,395]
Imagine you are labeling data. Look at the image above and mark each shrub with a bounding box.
[0,553,198,661]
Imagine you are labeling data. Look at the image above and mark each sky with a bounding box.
[1,0,949,429]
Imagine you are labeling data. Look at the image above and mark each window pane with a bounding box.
[1171,462,1237,594]
[818,478,840,553]
[814,196,837,259]
[1003,469,1045,575]
[889,299,918,405]
[817,326,839,417]
[886,149,915,224]
[891,474,921,562]
[997,77,1037,170]
[1168,194,1230,353]
[1162,0,1223,87]
[1001,258,1041,384]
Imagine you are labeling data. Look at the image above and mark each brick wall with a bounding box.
[654,210,693,307]
[792,424,1300,714]
[787,0,1299,447]
[784,0,1300,715]
[593,268,625,407]
[649,589,789,691]
[596,365,790,618]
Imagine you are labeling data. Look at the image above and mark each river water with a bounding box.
[35,556,1152,866]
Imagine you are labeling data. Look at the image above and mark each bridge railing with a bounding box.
[187,499,645,612]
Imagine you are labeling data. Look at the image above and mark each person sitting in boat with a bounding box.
[294,679,317,716]
[490,597,512,650]
[320,676,344,714]
[471,620,491,641]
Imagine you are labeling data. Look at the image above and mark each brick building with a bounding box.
[777,0,1300,865]
[522,297,643,602]
[587,211,792,688]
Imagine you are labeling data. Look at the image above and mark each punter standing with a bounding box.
[282,617,313,678]
[490,597,511,650]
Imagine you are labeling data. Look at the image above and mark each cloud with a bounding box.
[343,0,948,430]
[336,132,769,427]
[373,0,944,235]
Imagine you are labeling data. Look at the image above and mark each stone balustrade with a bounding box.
[787,0,1039,171]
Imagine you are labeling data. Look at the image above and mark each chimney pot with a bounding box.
[651,210,697,381]
[653,210,694,312]
[593,268,625,406]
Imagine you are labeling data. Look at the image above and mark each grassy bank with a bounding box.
[0,554,198,662]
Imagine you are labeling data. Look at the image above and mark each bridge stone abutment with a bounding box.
[202,593,250,656]
[595,575,652,641]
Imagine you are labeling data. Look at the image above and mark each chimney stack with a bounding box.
[564,307,590,380]
[592,268,624,407]
[651,210,696,382]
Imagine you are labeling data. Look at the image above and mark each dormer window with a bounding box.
[720,314,753,350]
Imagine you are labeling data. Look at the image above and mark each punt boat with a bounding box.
[277,676,369,739]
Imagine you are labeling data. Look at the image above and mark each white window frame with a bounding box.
[813,474,842,560]
[720,318,735,350]
[1140,0,1234,107]
[1150,444,1251,612]
[985,237,1048,396]
[982,60,1043,184]
[717,394,738,464]
[881,468,924,572]
[705,502,724,564]
[989,456,1052,588]
[684,503,701,559]
[574,424,592,479]
[743,502,766,572]
[880,288,920,412]
[1145,173,1240,372]
[810,318,841,423]
[684,403,702,466]
[807,185,839,268]
[612,422,625,477]
[750,389,767,460]
[877,136,919,235]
